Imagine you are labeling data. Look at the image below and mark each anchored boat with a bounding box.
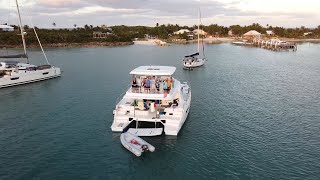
[111,66,191,136]
[0,0,61,88]
[183,8,206,69]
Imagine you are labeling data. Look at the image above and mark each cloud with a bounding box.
[0,0,319,28]
[38,0,82,8]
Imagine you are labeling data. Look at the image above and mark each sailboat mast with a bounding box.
[15,0,28,63]
[197,8,200,53]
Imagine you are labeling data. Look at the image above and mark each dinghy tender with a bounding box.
[120,132,155,156]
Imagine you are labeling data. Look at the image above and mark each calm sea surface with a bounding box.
[0,43,320,179]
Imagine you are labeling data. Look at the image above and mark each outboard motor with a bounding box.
[141,144,149,152]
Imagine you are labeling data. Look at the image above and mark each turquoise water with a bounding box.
[0,43,320,179]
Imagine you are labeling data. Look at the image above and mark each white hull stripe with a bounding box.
[0,74,61,88]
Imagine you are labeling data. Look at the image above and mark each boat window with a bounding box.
[147,68,160,70]
[42,72,49,75]
[11,77,19,80]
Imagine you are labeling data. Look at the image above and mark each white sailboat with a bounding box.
[0,0,61,88]
[183,8,206,69]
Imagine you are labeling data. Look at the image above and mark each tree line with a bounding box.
[0,23,319,46]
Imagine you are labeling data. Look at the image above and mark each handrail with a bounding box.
[128,78,176,94]
[114,83,131,106]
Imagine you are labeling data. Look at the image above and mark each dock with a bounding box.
[252,38,297,51]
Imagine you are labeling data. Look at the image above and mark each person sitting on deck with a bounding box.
[143,101,149,110]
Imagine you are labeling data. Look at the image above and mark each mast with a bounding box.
[15,0,28,63]
[197,8,200,53]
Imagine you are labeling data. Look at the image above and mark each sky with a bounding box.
[0,0,319,28]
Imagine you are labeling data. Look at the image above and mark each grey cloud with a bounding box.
[1,0,318,28]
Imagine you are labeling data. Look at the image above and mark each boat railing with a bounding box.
[128,86,173,94]
[128,79,176,94]
[115,83,131,106]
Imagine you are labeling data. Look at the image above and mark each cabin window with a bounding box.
[42,72,49,75]
[11,77,19,80]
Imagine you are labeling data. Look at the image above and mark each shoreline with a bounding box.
[1,37,319,49]
[0,41,133,48]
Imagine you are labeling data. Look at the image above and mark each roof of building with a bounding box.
[130,66,176,76]
[174,29,191,34]
[243,30,261,36]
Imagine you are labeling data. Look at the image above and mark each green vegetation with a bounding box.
[0,23,319,47]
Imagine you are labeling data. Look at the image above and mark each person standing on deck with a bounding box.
[163,79,168,93]
[167,78,171,92]
[155,78,160,93]
[131,76,138,92]
[145,77,151,93]
[136,76,141,93]
[150,76,156,93]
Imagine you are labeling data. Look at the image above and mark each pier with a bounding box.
[252,38,297,51]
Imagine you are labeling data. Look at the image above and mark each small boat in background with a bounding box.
[0,0,61,89]
[183,8,206,69]
[120,132,155,156]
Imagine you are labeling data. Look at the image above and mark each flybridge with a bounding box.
[130,66,176,76]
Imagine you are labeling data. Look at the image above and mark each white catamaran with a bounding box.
[0,0,61,88]
[111,66,191,136]
[183,8,206,69]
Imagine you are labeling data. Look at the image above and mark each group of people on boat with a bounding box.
[131,75,172,93]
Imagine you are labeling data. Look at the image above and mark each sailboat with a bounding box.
[183,8,206,69]
[0,0,61,88]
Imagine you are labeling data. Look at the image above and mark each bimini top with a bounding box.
[184,52,199,58]
[130,66,176,76]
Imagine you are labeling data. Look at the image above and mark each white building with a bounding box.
[243,30,261,39]
[266,30,274,36]
[193,29,207,36]
[0,25,14,32]
[303,32,313,36]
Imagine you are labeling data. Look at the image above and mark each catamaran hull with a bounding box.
[111,84,191,136]
[0,67,61,88]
